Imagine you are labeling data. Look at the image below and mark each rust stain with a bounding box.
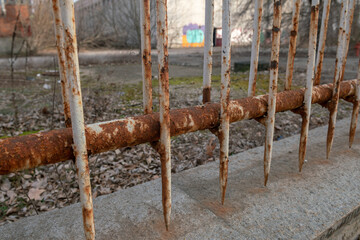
[326,0,356,159]
[298,112,308,172]
[264,0,282,186]
[202,200,236,218]
[52,0,72,127]
[141,0,153,115]
[349,97,360,148]
[203,86,211,104]
[156,0,171,230]
[270,60,278,69]
[82,206,95,239]
[314,0,331,85]
[272,26,280,32]
[285,0,300,91]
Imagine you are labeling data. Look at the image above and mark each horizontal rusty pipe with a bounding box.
[0,80,356,175]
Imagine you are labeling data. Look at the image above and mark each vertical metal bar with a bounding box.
[203,0,214,103]
[314,0,331,86]
[140,0,153,114]
[57,1,95,239]
[340,0,355,79]
[298,0,320,172]
[156,0,171,230]
[264,0,282,186]
[219,0,231,204]
[51,0,71,128]
[248,0,263,96]
[326,0,355,158]
[284,0,301,91]
[349,58,360,147]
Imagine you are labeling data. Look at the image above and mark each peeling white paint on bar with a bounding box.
[298,0,320,171]
[248,0,263,97]
[202,0,214,103]
[56,1,95,239]
[219,0,231,204]
[314,0,331,85]
[264,0,282,186]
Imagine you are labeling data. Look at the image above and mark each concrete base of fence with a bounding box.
[1,117,360,239]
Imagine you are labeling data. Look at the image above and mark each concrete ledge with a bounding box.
[1,117,360,239]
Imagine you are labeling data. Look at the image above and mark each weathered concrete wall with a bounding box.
[0,37,25,56]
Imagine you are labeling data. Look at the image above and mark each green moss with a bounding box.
[0,202,8,219]
[0,130,41,139]
[19,130,40,136]
[16,197,27,209]
[121,81,143,102]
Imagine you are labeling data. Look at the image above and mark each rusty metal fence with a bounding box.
[0,0,359,239]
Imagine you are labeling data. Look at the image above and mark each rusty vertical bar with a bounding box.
[326,0,347,158]
[349,58,360,147]
[248,0,263,96]
[264,0,282,186]
[219,0,231,204]
[203,0,214,103]
[340,0,355,78]
[51,0,71,128]
[298,0,320,172]
[156,0,171,230]
[284,0,300,91]
[326,0,355,158]
[57,1,95,239]
[140,0,153,114]
[314,0,331,86]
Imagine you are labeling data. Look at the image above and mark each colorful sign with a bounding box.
[182,23,205,47]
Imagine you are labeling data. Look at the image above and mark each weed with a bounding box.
[0,203,8,219]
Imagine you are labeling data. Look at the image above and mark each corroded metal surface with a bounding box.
[219,0,231,205]
[264,0,282,186]
[52,0,71,127]
[248,0,263,96]
[284,0,301,91]
[140,0,153,115]
[202,0,214,104]
[314,0,331,86]
[349,58,360,147]
[326,0,355,159]
[0,80,356,175]
[298,0,319,172]
[55,1,95,239]
[156,0,171,230]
